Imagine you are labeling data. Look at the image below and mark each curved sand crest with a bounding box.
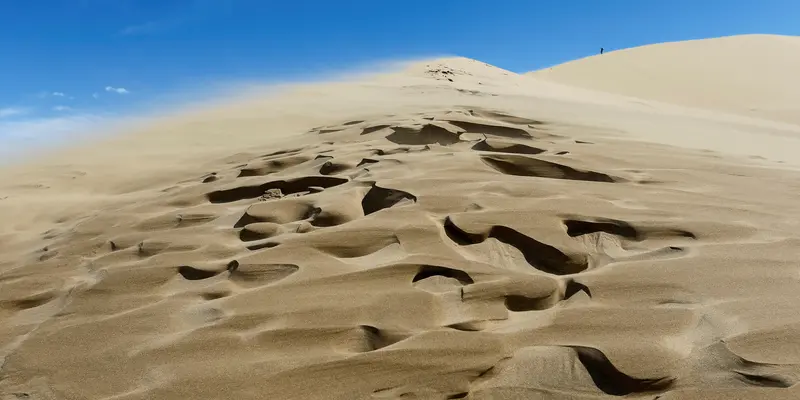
[2,56,800,399]
[530,34,800,126]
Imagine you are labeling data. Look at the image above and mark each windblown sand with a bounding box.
[3,35,800,399]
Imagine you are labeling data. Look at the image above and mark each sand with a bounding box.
[531,34,800,125]
[2,35,800,399]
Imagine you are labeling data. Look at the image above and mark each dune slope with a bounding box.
[2,52,800,399]
[530,34,800,125]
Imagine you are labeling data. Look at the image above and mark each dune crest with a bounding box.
[530,34,800,125]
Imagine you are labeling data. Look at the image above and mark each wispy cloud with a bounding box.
[119,19,179,36]
[52,92,66,97]
[105,86,130,94]
[53,105,72,112]
[0,107,28,119]
[92,92,100,99]
[117,0,225,37]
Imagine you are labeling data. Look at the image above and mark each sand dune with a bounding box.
[530,34,800,125]
[3,36,800,399]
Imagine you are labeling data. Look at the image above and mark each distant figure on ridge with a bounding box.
[600,47,604,55]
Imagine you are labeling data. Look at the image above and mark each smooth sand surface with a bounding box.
[3,36,800,399]
[531,34,800,125]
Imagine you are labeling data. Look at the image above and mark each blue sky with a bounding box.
[2,0,799,155]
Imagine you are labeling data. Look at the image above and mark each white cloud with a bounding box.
[52,92,66,97]
[53,105,72,111]
[92,93,100,99]
[0,107,28,119]
[105,86,130,94]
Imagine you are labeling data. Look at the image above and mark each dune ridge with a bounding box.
[530,34,800,125]
[2,35,800,399]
